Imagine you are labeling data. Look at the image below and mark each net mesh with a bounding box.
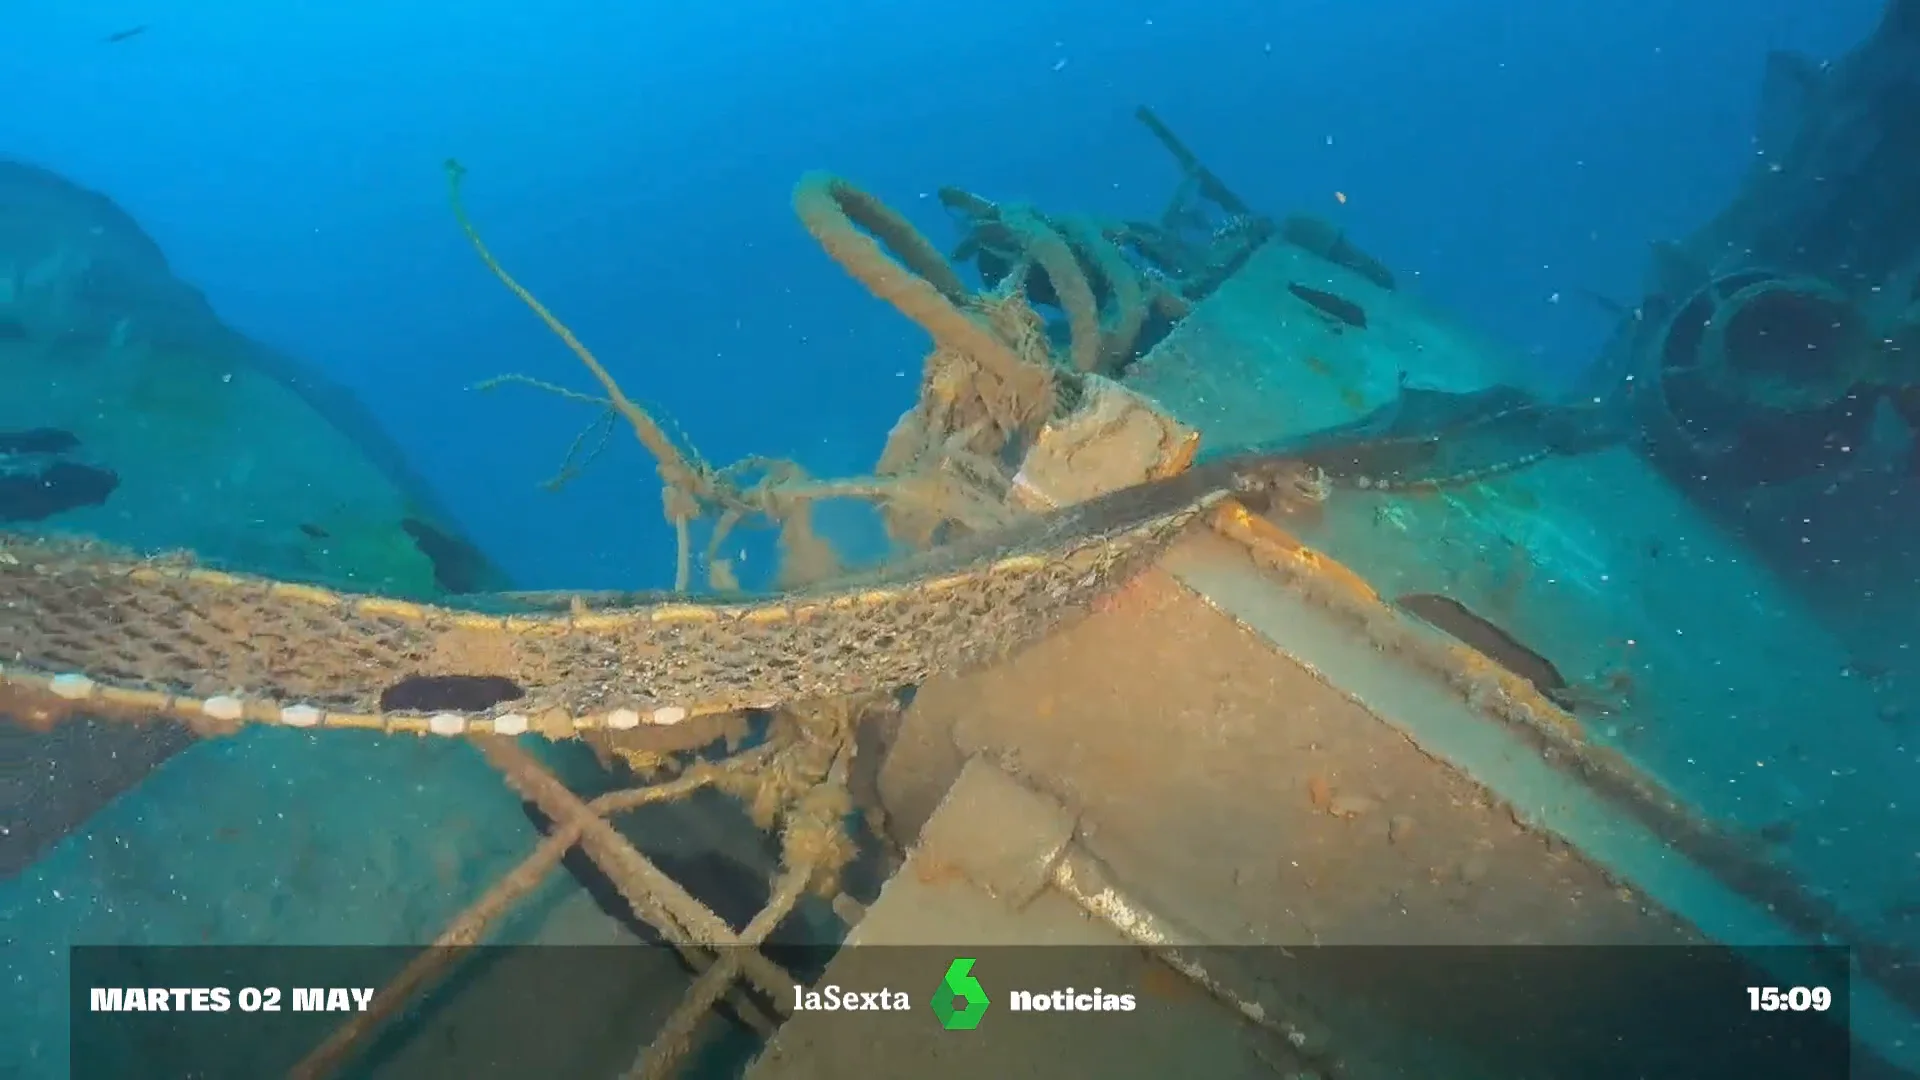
[0,464,1272,737]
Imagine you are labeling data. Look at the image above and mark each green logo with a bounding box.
[932,957,990,1031]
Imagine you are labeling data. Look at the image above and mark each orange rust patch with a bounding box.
[1137,960,1200,1002]
[0,683,68,731]
[1149,429,1202,480]
[1209,499,1585,741]
[1447,643,1585,738]
[1306,775,1333,810]
[913,858,969,888]
[1210,500,1383,608]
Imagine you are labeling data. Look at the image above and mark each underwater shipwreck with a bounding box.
[8,4,1920,1077]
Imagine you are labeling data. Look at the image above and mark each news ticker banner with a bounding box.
[67,944,1852,1078]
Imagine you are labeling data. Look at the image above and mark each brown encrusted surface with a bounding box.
[867,547,1724,1075]
[882,551,1693,950]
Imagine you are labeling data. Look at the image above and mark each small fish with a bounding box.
[103,25,149,44]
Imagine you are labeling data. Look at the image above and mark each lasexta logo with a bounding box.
[932,957,990,1031]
